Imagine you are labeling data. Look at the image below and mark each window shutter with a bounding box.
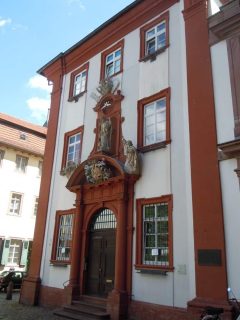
[1,240,10,265]
[20,241,29,266]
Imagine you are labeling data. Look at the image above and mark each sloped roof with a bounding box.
[0,113,47,157]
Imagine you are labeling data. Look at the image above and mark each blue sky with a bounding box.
[0,0,134,125]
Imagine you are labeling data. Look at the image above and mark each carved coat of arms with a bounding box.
[84,160,112,184]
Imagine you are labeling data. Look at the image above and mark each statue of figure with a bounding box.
[122,138,140,175]
[98,117,112,152]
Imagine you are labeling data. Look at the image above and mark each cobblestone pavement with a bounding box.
[0,291,65,320]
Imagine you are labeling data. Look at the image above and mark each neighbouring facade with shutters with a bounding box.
[0,113,46,273]
[20,1,240,320]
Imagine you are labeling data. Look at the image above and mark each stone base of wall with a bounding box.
[128,300,198,320]
[38,285,65,308]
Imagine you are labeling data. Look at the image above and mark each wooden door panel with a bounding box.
[86,230,115,296]
[86,236,102,295]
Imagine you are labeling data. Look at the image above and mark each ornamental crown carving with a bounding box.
[90,77,120,102]
[84,159,112,184]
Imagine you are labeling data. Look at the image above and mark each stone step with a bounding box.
[63,303,110,319]
[53,296,110,320]
[77,295,107,308]
[72,300,106,312]
[54,309,93,320]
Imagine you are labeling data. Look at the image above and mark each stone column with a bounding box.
[107,195,128,320]
[183,0,228,314]
[64,187,83,304]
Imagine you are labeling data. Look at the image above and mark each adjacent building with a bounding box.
[20,0,240,319]
[0,113,46,272]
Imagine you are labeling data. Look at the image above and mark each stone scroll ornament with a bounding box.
[122,138,140,175]
[84,160,112,184]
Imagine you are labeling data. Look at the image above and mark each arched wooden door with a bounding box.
[86,208,116,297]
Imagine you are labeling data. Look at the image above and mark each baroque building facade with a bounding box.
[20,0,240,319]
[0,113,46,273]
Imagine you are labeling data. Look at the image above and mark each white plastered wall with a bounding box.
[211,41,240,298]
[41,0,195,305]
[0,148,40,240]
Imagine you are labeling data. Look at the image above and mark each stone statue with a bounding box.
[98,117,112,152]
[122,138,140,175]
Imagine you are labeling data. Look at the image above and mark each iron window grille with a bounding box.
[56,214,74,261]
[143,202,169,267]
[90,209,116,231]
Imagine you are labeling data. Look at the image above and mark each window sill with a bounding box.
[139,45,169,63]
[138,140,171,153]
[68,91,86,102]
[50,260,70,267]
[135,264,174,274]
[101,69,123,81]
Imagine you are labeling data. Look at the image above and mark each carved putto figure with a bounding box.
[122,138,140,175]
[84,160,112,184]
[98,117,112,152]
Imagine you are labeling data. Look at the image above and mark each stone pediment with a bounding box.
[66,155,125,191]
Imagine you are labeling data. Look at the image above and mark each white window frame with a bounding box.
[16,155,28,173]
[105,48,122,77]
[144,97,166,146]
[66,132,82,166]
[145,20,166,56]
[73,69,87,96]
[9,192,23,216]
[7,239,22,265]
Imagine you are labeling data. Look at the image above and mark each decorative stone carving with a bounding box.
[98,117,112,152]
[84,160,112,184]
[91,77,120,102]
[122,138,140,175]
[60,162,79,178]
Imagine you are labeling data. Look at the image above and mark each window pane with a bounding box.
[114,59,121,73]
[157,33,166,49]
[115,49,121,58]
[144,205,155,218]
[106,53,113,63]
[69,136,75,144]
[157,21,166,33]
[146,39,156,55]
[144,103,155,115]
[146,28,155,40]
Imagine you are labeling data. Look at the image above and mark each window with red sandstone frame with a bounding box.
[51,210,75,263]
[61,126,84,170]
[140,11,169,61]
[135,195,173,270]
[137,88,171,153]
[100,40,124,80]
[68,63,89,102]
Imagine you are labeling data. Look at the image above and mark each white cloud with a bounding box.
[28,74,52,93]
[26,97,50,124]
[0,18,12,28]
[66,0,86,10]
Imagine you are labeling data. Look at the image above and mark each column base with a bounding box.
[188,297,232,320]
[19,276,41,306]
[64,283,80,305]
[107,289,128,320]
